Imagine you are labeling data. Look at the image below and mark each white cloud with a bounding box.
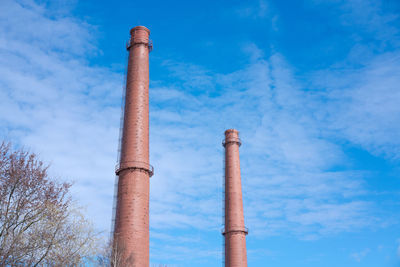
[351,248,371,262]
[235,0,269,19]
[308,0,399,46]
[148,51,377,243]
[303,0,400,160]
[0,0,121,232]
[311,50,400,160]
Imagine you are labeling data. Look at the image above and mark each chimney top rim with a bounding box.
[225,129,239,135]
[130,26,150,35]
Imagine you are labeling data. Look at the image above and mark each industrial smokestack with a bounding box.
[113,26,153,266]
[223,129,248,267]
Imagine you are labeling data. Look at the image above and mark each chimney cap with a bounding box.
[130,26,150,35]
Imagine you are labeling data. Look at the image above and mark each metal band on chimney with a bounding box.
[222,137,242,147]
[126,39,153,51]
[222,227,249,236]
[115,161,154,177]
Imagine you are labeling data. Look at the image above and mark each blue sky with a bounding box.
[1,0,400,266]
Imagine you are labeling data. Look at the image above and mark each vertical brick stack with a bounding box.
[223,129,248,267]
[114,26,153,266]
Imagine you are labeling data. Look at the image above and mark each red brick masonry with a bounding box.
[114,26,152,267]
[223,129,248,267]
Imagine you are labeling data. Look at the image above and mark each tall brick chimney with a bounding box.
[113,26,153,266]
[223,129,248,267]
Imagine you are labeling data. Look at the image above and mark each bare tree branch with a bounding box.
[0,141,100,266]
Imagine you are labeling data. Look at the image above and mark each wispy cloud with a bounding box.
[307,0,400,160]
[308,0,399,46]
[351,248,371,262]
[0,0,121,231]
[314,52,400,160]
[148,49,376,242]
[234,0,272,20]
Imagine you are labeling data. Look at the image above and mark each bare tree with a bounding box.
[97,239,168,267]
[0,142,99,266]
[97,235,134,267]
